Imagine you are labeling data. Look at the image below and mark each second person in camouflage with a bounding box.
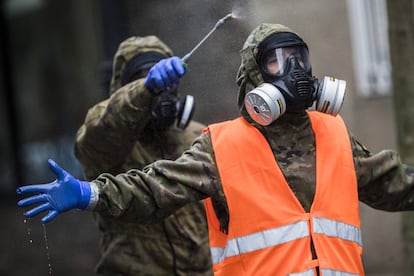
[74,36,212,275]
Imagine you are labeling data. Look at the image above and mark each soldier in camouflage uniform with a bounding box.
[73,36,212,275]
[18,24,414,275]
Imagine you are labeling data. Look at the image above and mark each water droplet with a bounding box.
[24,216,32,244]
[42,224,53,275]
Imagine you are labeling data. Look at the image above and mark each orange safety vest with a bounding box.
[204,112,364,276]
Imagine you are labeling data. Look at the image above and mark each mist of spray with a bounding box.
[229,0,250,19]
[181,13,234,63]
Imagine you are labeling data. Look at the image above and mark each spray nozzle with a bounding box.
[215,13,233,28]
[182,13,234,63]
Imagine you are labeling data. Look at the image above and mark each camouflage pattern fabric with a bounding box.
[74,36,212,275]
[88,24,414,266]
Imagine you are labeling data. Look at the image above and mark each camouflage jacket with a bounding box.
[91,110,414,235]
[75,81,212,275]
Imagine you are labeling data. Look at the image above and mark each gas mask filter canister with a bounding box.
[244,83,286,126]
[315,76,346,116]
[176,94,195,129]
[151,92,195,130]
[244,76,346,126]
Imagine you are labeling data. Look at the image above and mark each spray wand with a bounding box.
[181,13,233,63]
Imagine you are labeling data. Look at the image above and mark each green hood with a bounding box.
[110,36,173,95]
[236,23,301,116]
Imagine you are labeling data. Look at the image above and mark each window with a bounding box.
[347,0,392,97]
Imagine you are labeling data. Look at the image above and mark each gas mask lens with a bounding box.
[263,46,311,76]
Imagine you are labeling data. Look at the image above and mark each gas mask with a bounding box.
[150,90,195,130]
[119,52,195,130]
[244,45,346,126]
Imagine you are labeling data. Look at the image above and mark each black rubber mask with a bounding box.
[270,55,317,112]
[258,33,317,112]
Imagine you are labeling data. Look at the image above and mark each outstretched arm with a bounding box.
[352,135,414,211]
[18,131,224,224]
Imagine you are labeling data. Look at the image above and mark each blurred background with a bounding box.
[1,0,413,275]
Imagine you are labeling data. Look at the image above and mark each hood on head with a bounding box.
[236,23,302,116]
[110,35,173,95]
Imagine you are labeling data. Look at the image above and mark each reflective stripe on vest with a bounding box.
[211,220,308,264]
[210,217,362,265]
[313,217,362,247]
[289,269,359,276]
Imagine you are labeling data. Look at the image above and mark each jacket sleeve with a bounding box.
[352,134,414,211]
[74,79,155,180]
[90,131,225,223]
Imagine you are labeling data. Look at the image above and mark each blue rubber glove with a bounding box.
[16,159,92,224]
[144,56,187,94]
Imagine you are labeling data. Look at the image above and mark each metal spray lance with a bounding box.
[181,13,233,63]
